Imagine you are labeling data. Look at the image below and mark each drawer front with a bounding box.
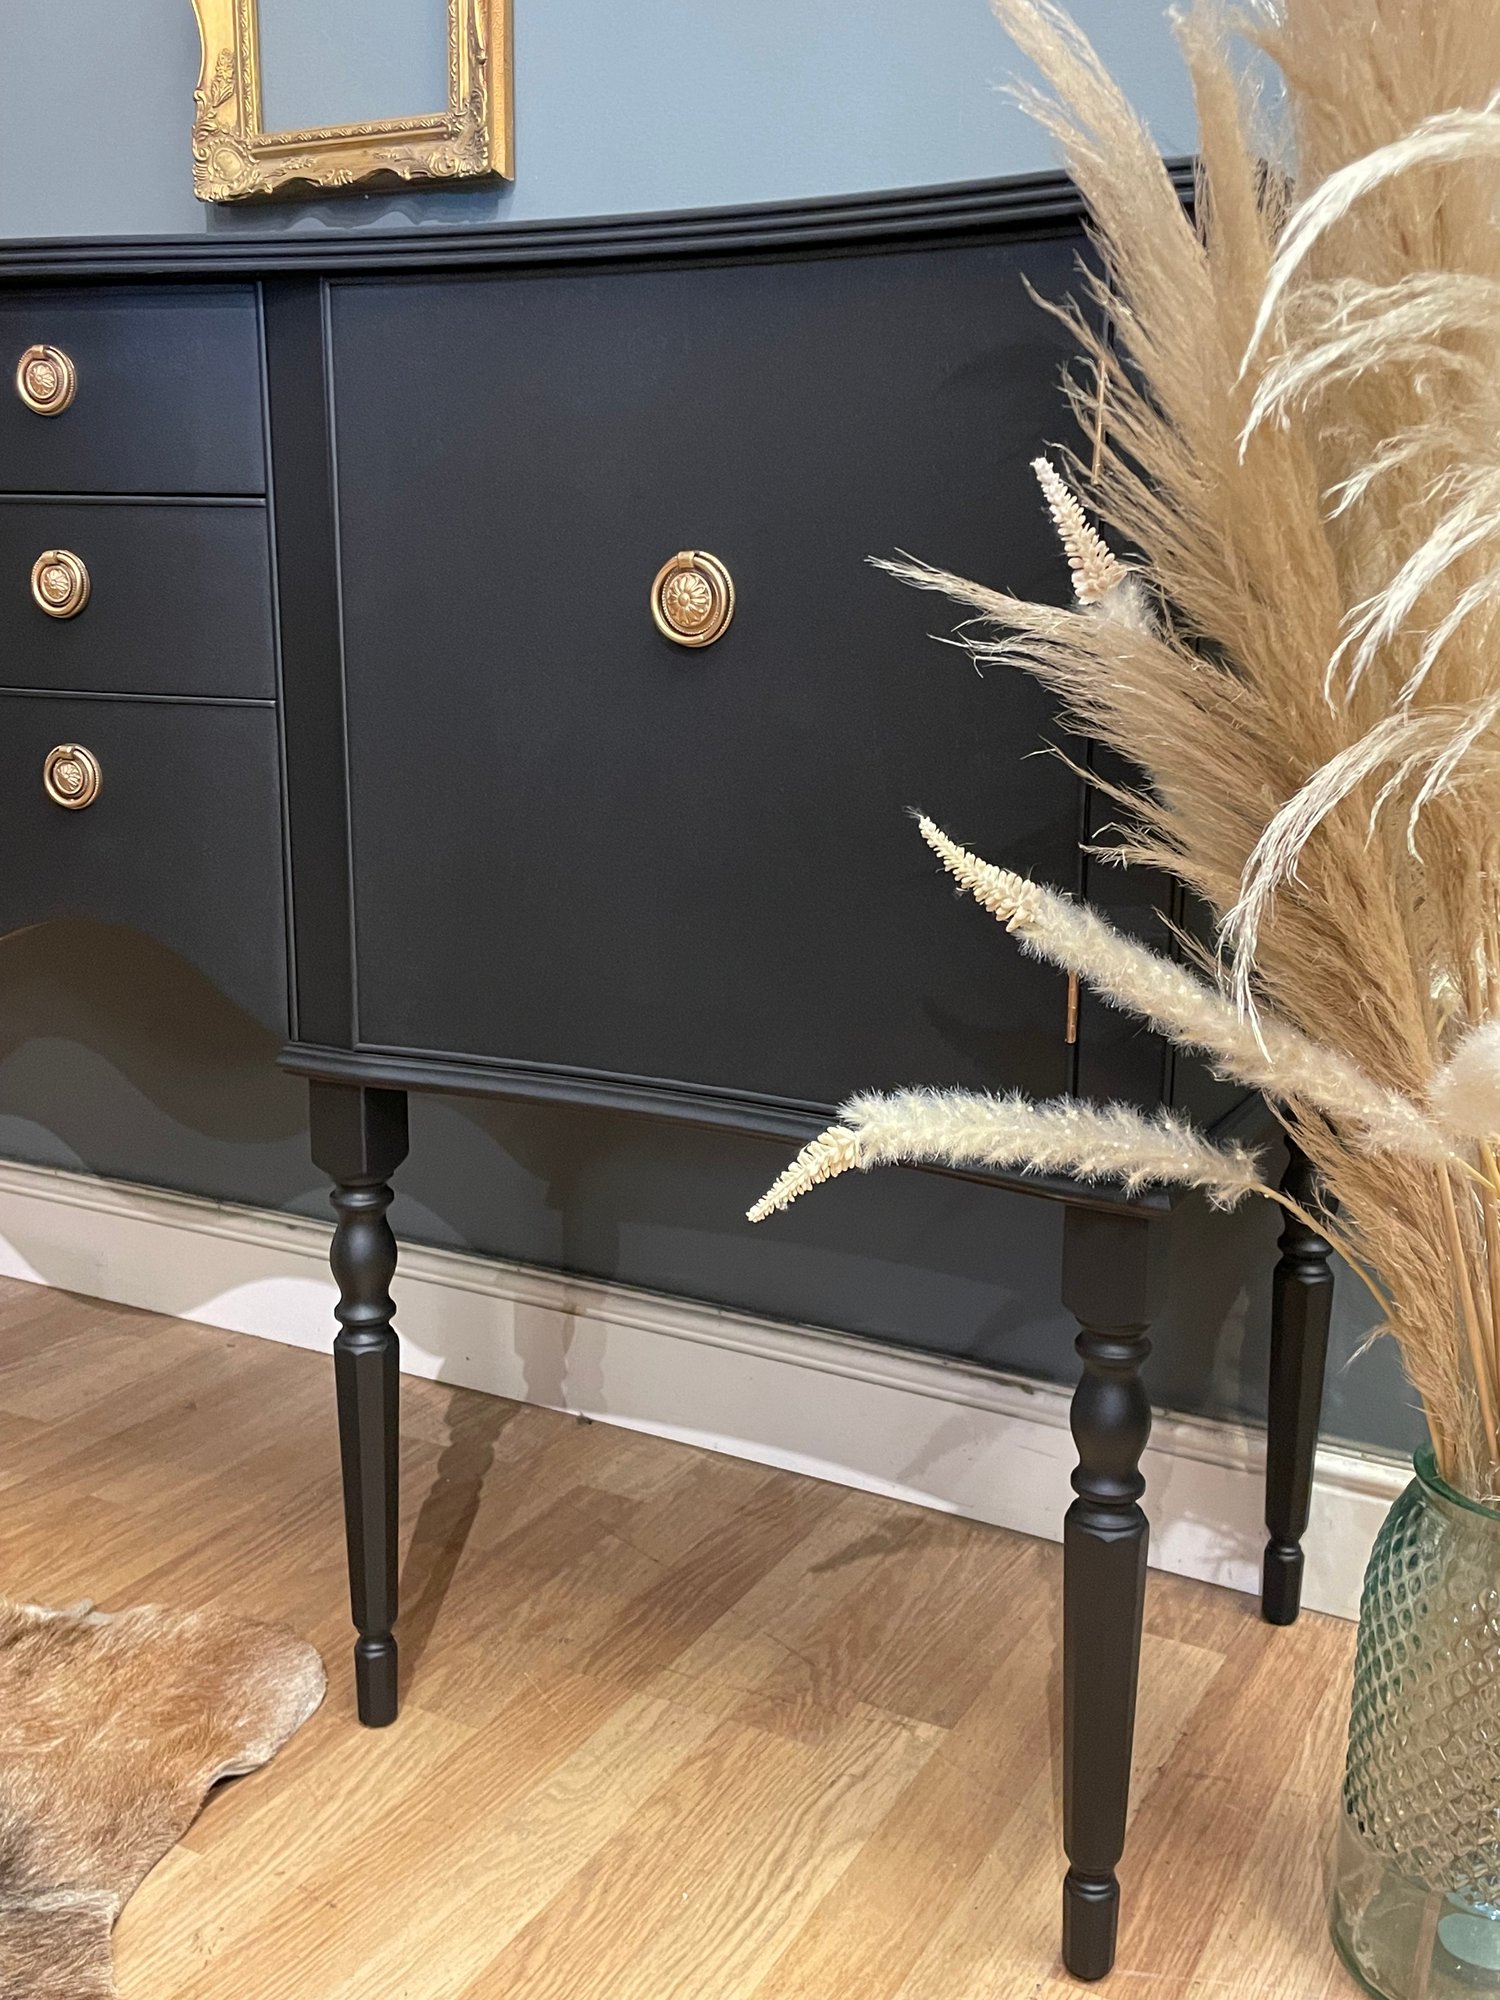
[0,501,274,699]
[0,286,264,496]
[330,240,1084,1107]
[0,697,286,1034]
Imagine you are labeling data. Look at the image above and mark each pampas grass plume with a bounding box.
[1432,1024,1500,1141]
[748,1090,1262,1223]
[753,0,1500,1498]
[917,818,1452,1162]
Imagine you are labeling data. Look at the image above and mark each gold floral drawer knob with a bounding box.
[15,345,77,416]
[30,549,90,620]
[43,744,102,811]
[650,550,735,649]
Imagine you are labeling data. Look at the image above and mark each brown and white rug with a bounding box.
[0,1598,325,1998]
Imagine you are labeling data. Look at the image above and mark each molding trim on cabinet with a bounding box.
[0,1153,1394,1621]
[278,1039,1172,1214]
[0,162,1195,281]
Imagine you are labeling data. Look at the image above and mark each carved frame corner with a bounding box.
[190,0,512,204]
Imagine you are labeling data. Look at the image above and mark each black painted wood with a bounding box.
[332,234,1085,1109]
[1075,747,1177,1113]
[0,164,1197,282]
[0,499,274,699]
[0,693,287,1033]
[262,278,356,1049]
[1060,1205,1166,1982]
[0,191,1246,1963]
[1262,1138,1336,1625]
[278,1039,1171,1214]
[310,1082,410,1728]
[0,286,264,494]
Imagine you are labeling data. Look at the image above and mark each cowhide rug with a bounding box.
[0,1598,325,1998]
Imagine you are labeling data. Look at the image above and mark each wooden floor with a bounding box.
[0,1276,1361,1999]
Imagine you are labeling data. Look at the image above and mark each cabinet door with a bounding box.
[331,239,1085,1110]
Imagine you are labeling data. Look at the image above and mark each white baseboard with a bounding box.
[0,1157,1405,1621]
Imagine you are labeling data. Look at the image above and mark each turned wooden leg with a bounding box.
[1060,1205,1166,1983]
[310,1082,410,1727]
[1262,1138,1335,1626]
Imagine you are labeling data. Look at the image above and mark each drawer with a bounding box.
[329,241,1084,1106]
[0,697,287,1035]
[0,500,274,699]
[0,286,264,496]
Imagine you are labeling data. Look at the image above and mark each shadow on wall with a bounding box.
[1155,1174,1419,1454]
[0,921,307,1187]
[0,920,1415,1454]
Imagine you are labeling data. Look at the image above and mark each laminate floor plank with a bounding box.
[0,1278,1359,1999]
[887,1626,1228,2000]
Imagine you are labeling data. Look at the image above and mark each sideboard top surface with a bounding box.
[0,164,1195,282]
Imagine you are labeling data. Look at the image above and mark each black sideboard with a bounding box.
[0,173,1335,1983]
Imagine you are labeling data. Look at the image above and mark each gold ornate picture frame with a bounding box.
[189,0,512,203]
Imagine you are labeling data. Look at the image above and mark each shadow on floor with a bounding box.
[398,1385,517,1688]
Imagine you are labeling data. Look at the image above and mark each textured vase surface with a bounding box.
[1332,1447,1500,1997]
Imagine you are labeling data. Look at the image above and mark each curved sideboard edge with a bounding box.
[277,1041,1173,1216]
[0,162,1196,282]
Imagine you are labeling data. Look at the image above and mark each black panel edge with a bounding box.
[277,1041,1171,1215]
[0,162,1196,281]
[263,278,356,1046]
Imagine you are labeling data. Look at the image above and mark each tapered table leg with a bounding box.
[310,1082,410,1727]
[1262,1138,1334,1625]
[1060,1205,1166,1982]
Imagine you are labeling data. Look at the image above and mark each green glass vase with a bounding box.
[1332,1447,1500,1997]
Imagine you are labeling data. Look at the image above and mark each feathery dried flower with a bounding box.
[917,817,1454,1162]
[1243,92,1500,368]
[1032,457,1155,632]
[748,1090,1262,1223]
[1432,1024,1500,1142]
[1032,457,1129,603]
[752,0,1500,1497]
[981,0,1500,1496]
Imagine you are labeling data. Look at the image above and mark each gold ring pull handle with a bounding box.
[31,549,90,620]
[16,345,77,416]
[43,743,102,811]
[651,550,735,649]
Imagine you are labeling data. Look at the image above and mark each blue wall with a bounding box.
[0,0,1198,239]
[0,1,1413,1454]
